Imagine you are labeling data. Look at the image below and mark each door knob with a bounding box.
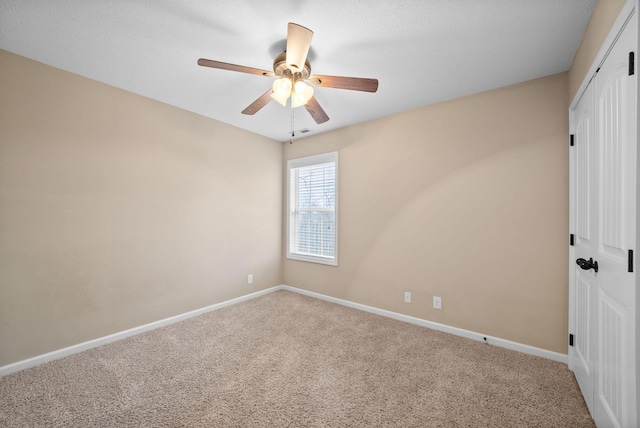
[576,257,599,273]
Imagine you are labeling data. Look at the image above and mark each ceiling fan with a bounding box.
[198,23,379,125]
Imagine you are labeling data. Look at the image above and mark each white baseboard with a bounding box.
[0,286,281,377]
[280,285,567,364]
[1,284,566,377]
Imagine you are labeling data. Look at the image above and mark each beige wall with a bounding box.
[569,0,628,102]
[284,73,570,353]
[0,50,283,366]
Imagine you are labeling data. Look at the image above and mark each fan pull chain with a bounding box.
[289,106,295,144]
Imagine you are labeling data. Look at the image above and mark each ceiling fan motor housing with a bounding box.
[273,52,311,79]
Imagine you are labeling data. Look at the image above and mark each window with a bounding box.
[287,152,338,266]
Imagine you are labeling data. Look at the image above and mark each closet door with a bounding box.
[570,12,637,428]
[592,13,636,428]
[571,81,596,412]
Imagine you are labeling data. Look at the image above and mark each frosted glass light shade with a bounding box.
[271,78,292,106]
[291,81,314,108]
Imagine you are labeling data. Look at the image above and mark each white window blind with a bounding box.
[287,152,338,265]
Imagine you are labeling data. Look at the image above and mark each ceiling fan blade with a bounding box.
[198,58,275,77]
[241,89,274,115]
[308,75,378,93]
[286,23,313,73]
[304,96,329,124]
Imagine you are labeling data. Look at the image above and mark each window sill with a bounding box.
[286,253,337,266]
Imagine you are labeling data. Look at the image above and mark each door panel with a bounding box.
[598,291,625,425]
[576,100,593,244]
[575,272,592,381]
[599,66,630,261]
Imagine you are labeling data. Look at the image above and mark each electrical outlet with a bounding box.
[247,274,253,284]
[404,292,411,303]
[433,296,442,309]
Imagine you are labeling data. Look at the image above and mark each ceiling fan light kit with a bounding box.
[271,78,314,108]
[271,77,292,106]
[198,22,378,125]
[291,81,314,108]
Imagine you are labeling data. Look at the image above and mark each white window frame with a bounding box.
[286,151,338,266]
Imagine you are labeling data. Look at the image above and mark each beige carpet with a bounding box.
[1,290,594,427]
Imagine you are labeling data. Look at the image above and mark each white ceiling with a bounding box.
[1,0,596,142]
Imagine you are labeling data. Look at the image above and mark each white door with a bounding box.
[592,14,636,427]
[572,80,596,412]
[570,12,637,428]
